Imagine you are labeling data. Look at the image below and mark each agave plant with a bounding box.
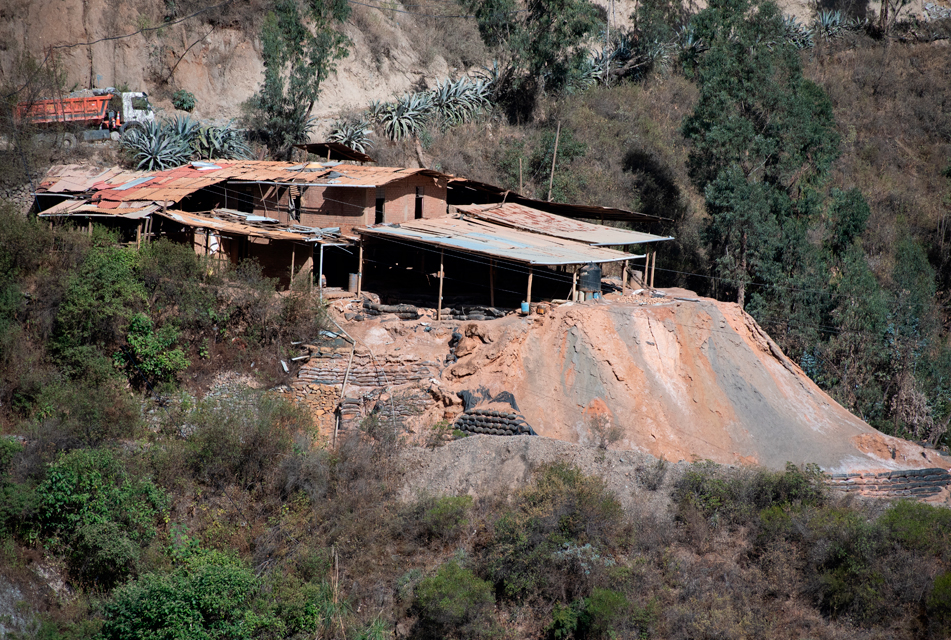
[120,119,191,170]
[193,121,252,160]
[328,119,374,153]
[783,15,816,49]
[165,114,200,142]
[381,92,433,140]
[428,77,490,125]
[813,10,844,39]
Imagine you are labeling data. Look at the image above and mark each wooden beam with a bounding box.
[571,269,577,301]
[318,243,325,301]
[622,259,628,296]
[437,248,444,321]
[136,221,142,249]
[357,238,364,296]
[547,121,561,202]
[489,258,495,307]
[526,266,534,305]
[290,243,296,289]
[650,251,656,288]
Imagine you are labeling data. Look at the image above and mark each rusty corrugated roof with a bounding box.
[358,216,642,266]
[447,178,668,224]
[455,202,674,246]
[155,209,338,243]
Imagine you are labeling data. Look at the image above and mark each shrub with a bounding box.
[171,89,196,112]
[35,448,168,586]
[406,494,474,543]
[51,244,146,375]
[117,313,190,388]
[674,462,826,529]
[183,389,309,489]
[878,500,951,560]
[928,571,951,635]
[102,547,261,640]
[484,463,625,600]
[414,561,495,638]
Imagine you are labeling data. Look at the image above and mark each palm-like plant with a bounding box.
[813,10,844,39]
[328,119,373,153]
[120,120,191,170]
[381,92,432,140]
[194,121,252,159]
[783,16,816,49]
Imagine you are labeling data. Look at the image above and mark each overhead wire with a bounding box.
[3,0,238,101]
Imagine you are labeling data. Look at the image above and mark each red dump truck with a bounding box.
[16,91,155,133]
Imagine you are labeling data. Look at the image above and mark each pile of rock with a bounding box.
[454,408,535,436]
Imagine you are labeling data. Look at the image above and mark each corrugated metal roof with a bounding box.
[455,202,674,246]
[38,162,450,206]
[37,199,157,219]
[359,217,643,266]
[156,209,340,243]
[447,178,668,224]
[37,165,148,194]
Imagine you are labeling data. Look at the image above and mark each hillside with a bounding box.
[3,0,951,637]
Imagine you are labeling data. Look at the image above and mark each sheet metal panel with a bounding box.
[359,217,639,265]
[455,203,674,246]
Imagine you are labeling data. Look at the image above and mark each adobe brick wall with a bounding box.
[242,174,449,235]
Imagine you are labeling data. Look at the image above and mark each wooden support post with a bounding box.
[87,219,92,236]
[547,122,561,202]
[571,269,577,301]
[526,266,534,305]
[290,243,296,289]
[437,248,445,321]
[357,238,364,296]
[136,221,142,249]
[622,259,628,296]
[650,251,656,288]
[318,243,325,302]
[204,229,209,256]
[489,259,495,307]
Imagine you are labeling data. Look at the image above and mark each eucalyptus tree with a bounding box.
[248,0,351,159]
[681,0,839,307]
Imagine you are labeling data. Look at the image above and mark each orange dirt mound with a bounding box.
[434,294,949,474]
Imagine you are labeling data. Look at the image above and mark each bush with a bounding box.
[35,448,168,586]
[674,462,826,529]
[51,244,145,376]
[117,313,190,388]
[183,389,309,489]
[414,561,495,638]
[406,494,474,543]
[171,89,196,112]
[102,547,261,640]
[484,463,625,601]
[878,500,951,561]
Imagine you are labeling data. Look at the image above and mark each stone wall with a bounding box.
[297,352,441,388]
[1,183,35,214]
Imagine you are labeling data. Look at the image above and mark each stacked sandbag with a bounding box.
[362,301,421,320]
[454,408,536,436]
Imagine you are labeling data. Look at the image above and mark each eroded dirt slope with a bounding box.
[350,291,949,474]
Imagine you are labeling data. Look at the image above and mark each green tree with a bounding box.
[682,0,839,307]
[467,0,600,119]
[247,0,351,159]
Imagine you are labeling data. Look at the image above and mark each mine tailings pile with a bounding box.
[440,294,951,478]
